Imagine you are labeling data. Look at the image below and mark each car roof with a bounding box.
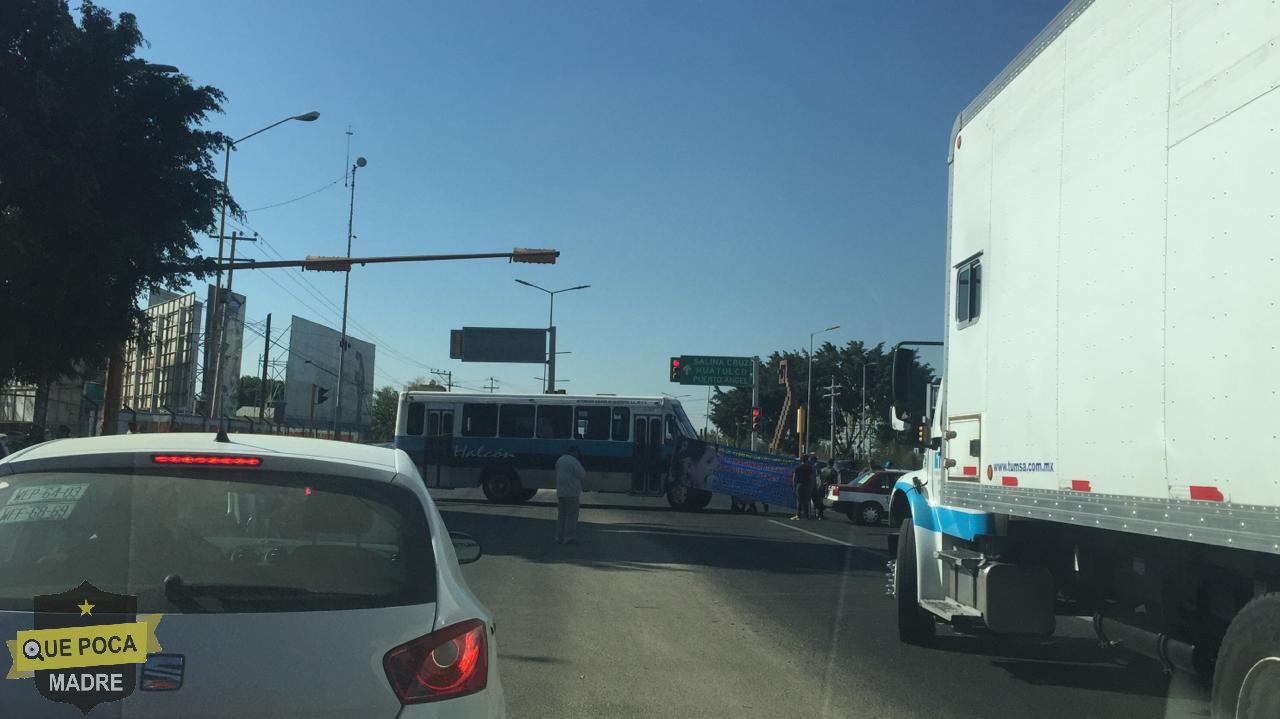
[0,433,406,480]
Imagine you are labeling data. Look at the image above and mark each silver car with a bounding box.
[0,433,505,718]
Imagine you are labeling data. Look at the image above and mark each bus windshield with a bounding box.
[671,403,697,438]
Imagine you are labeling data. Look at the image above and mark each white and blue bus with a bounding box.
[393,392,712,510]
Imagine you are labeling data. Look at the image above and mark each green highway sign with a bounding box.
[672,355,753,387]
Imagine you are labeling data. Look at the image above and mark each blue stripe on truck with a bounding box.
[893,478,996,541]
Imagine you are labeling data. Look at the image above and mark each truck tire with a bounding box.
[895,517,936,646]
[856,502,884,526]
[1212,593,1280,719]
[481,471,520,503]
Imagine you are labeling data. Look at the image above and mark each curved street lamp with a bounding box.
[208,111,320,421]
[514,280,590,393]
[806,324,840,455]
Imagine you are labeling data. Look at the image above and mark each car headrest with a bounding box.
[302,493,373,535]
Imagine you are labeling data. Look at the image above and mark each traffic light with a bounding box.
[669,357,682,383]
[751,407,761,430]
[314,386,330,405]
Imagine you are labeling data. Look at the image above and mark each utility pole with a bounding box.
[823,376,843,460]
[431,369,453,391]
[210,231,256,423]
[259,313,272,421]
[751,357,759,452]
[485,377,499,393]
[335,157,367,439]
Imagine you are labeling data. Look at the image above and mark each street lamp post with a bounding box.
[334,157,367,440]
[208,110,320,423]
[514,280,589,393]
[806,324,840,455]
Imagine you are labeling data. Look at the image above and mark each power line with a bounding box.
[229,222,442,373]
[245,174,345,213]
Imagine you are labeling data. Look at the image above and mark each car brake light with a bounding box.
[152,455,262,466]
[384,619,488,704]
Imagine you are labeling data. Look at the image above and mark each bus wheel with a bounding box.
[481,471,520,503]
[689,489,712,511]
[1212,593,1280,719]
[666,481,689,510]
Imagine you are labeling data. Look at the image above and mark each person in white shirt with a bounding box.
[554,447,586,544]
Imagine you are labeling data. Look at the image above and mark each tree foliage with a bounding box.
[708,341,935,464]
[236,376,283,411]
[0,1,230,385]
[368,386,400,442]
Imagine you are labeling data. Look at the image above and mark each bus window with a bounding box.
[575,406,610,440]
[426,411,440,437]
[462,404,498,437]
[611,407,630,441]
[499,404,535,438]
[665,415,677,442]
[407,403,425,436]
[536,405,572,439]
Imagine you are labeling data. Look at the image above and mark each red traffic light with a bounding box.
[669,357,682,382]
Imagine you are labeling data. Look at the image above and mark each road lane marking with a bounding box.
[820,536,856,719]
[768,519,881,551]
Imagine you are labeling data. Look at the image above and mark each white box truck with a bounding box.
[885,1,1280,716]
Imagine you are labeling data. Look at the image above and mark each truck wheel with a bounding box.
[895,517,936,646]
[1212,593,1280,719]
[481,471,520,503]
[856,503,884,526]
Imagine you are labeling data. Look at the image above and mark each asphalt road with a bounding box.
[435,489,1211,719]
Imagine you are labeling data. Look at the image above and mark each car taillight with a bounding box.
[152,455,262,466]
[384,619,488,704]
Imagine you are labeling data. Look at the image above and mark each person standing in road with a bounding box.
[815,458,837,520]
[555,447,586,544]
[790,455,815,521]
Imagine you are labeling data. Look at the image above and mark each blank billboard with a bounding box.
[449,327,546,363]
[284,316,376,427]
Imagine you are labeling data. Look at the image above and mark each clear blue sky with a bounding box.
[105,0,1066,425]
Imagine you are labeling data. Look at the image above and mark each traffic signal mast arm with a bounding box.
[167,248,559,273]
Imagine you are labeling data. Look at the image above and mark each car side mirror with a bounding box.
[449,531,482,564]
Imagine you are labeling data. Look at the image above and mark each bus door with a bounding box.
[422,408,454,488]
[631,415,664,494]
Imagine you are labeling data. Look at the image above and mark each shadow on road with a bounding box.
[930,634,1175,698]
[440,508,885,576]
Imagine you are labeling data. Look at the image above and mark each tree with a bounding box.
[0,1,230,425]
[237,376,283,411]
[709,341,935,463]
[368,386,400,442]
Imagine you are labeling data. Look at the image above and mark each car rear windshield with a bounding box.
[0,471,436,613]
